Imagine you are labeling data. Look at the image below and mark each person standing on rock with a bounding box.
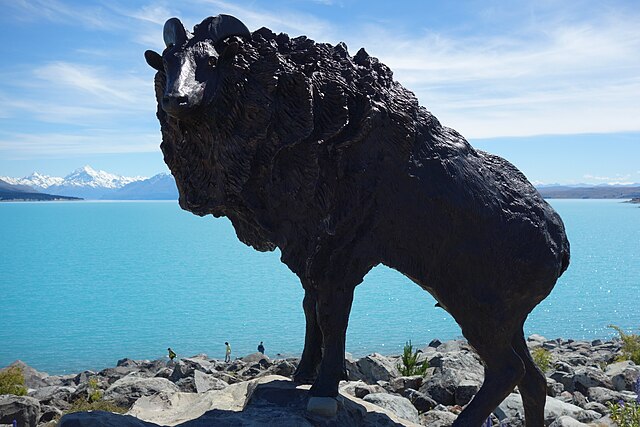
[168,347,176,361]
[225,342,232,362]
[257,341,265,354]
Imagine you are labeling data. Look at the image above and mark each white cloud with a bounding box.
[191,0,335,39]
[8,0,118,30]
[0,61,156,126]
[0,131,160,157]
[34,63,138,104]
[140,1,639,139]
[338,15,640,138]
[124,4,173,25]
[3,0,640,158]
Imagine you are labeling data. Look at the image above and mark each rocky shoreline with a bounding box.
[1,335,638,426]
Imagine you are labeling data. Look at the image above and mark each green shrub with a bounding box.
[531,347,552,373]
[607,401,640,427]
[0,366,28,396]
[397,340,429,377]
[65,398,128,414]
[63,376,126,416]
[87,377,103,403]
[609,325,640,365]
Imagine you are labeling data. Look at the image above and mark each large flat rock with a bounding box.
[63,375,421,426]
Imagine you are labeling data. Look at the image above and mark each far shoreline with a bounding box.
[3,333,627,377]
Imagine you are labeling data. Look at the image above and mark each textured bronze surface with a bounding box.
[146,15,570,425]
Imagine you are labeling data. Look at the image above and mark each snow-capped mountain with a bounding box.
[1,166,147,199]
[61,165,144,189]
[107,173,178,200]
[0,171,63,189]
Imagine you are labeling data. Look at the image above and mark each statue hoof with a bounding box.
[307,396,338,417]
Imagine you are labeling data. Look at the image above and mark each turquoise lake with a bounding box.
[0,199,638,374]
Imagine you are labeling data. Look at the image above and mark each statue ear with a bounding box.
[145,50,163,71]
[163,17,188,47]
[275,72,313,146]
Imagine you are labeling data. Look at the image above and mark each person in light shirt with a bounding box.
[225,342,231,362]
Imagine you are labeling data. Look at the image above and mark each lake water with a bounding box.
[0,199,638,374]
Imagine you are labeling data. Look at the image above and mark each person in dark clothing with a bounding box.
[257,341,265,354]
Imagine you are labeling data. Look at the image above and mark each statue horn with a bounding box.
[163,17,187,47]
[207,14,251,45]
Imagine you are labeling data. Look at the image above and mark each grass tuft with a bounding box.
[0,366,27,396]
[609,325,640,365]
[531,347,552,373]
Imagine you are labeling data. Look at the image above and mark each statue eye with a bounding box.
[208,56,217,67]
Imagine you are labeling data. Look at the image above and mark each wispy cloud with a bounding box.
[1,61,155,126]
[0,131,160,158]
[33,62,148,105]
[1,0,639,169]
[123,4,173,26]
[340,13,640,138]
[7,0,118,30]
[192,0,335,39]
[149,1,640,138]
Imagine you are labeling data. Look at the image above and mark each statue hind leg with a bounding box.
[512,325,547,426]
[453,323,526,426]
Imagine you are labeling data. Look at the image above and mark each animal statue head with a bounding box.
[145,15,251,117]
[146,14,570,426]
[145,15,324,252]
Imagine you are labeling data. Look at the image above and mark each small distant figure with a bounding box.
[225,342,231,362]
[257,341,265,354]
[168,347,176,361]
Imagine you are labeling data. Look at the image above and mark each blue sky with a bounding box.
[0,0,638,184]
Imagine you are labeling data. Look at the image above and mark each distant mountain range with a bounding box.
[108,173,179,200]
[2,166,639,202]
[0,178,81,201]
[0,166,178,201]
[536,185,640,199]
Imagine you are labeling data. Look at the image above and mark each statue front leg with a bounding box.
[309,284,354,398]
[293,287,322,384]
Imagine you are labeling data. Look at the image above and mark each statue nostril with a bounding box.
[162,95,190,113]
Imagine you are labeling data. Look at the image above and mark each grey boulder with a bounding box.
[605,360,640,391]
[193,369,228,393]
[103,374,180,407]
[495,393,602,425]
[419,351,483,406]
[356,353,400,383]
[548,415,590,427]
[127,375,421,426]
[572,367,613,394]
[418,409,457,427]
[362,392,420,424]
[0,395,41,427]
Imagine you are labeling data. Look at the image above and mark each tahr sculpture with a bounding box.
[145,14,570,426]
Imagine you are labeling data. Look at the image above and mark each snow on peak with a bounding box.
[64,165,127,188]
[1,166,147,190]
[0,171,63,188]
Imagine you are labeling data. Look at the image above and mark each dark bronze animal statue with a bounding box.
[145,14,570,426]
